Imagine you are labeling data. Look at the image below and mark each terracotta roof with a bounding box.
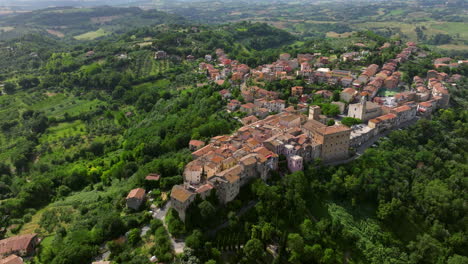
[280,115,300,123]
[224,174,240,184]
[196,184,214,194]
[145,174,160,181]
[211,155,224,164]
[170,185,195,203]
[371,113,397,124]
[419,102,432,107]
[126,188,145,200]
[316,125,351,135]
[241,155,258,166]
[392,105,411,113]
[0,255,23,264]
[192,145,213,157]
[0,234,37,257]
[241,103,255,109]
[342,88,356,95]
[189,140,205,147]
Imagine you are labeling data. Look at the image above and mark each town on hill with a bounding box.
[0,2,467,264]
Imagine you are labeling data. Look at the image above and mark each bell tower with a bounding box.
[308,105,321,121]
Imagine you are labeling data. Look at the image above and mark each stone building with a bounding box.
[340,88,357,103]
[303,120,351,162]
[348,97,382,122]
[170,185,196,221]
[288,155,303,172]
[126,188,146,210]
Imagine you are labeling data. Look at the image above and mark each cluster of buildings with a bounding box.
[199,49,251,82]
[433,57,468,69]
[346,67,452,148]
[171,106,352,221]
[169,42,460,222]
[0,234,39,264]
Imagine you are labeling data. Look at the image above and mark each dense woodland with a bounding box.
[0,5,466,264]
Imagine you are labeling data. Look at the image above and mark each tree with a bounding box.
[3,82,16,94]
[127,228,141,246]
[341,117,362,127]
[198,200,216,222]
[244,238,264,260]
[186,229,203,251]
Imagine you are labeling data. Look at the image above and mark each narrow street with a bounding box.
[151,201,186,254]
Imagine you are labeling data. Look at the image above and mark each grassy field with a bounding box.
[326,31,354,38]
[74,28,110,40]
[40,120,86,143]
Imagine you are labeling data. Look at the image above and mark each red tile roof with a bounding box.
[189,140,205,147]
[145,174,160,181]
[0,234,37,257]
[126,188,145,200]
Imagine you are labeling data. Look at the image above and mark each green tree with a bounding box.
[244,238,264,260]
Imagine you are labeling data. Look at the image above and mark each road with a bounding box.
[151,201,186,254]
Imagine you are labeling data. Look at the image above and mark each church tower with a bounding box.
[308,105,321,121]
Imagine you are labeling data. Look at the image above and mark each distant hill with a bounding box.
[0,6,186,41]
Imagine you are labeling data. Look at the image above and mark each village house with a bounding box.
[183,160,204,184]
[368,113,397,134]
[0,234,39,258]
[242,115,259,125]
[340,88,357,103]
[145,173,160,189]
[341,76,354,87]
[170,185,196,221]
[394,91,417,106]
[417,101,434,117]
[240,103,256,115]
[126,188,146,210]
[390,105,417,125]
[219,89,231,99]
[227,99,241,111]
[266,99,286,113]
[189,140,206,151]
[256,108,270,119]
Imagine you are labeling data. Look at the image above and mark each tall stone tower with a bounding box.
[308,105,321,121]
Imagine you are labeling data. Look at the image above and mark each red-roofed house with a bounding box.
[0,234,39,258]
[126,188,146,210]
[340,88,357,103]
[240,103,256,115]
[189,140,206,151]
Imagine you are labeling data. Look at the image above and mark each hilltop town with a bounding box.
[169,42,458,220]
[0,4,466,262]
